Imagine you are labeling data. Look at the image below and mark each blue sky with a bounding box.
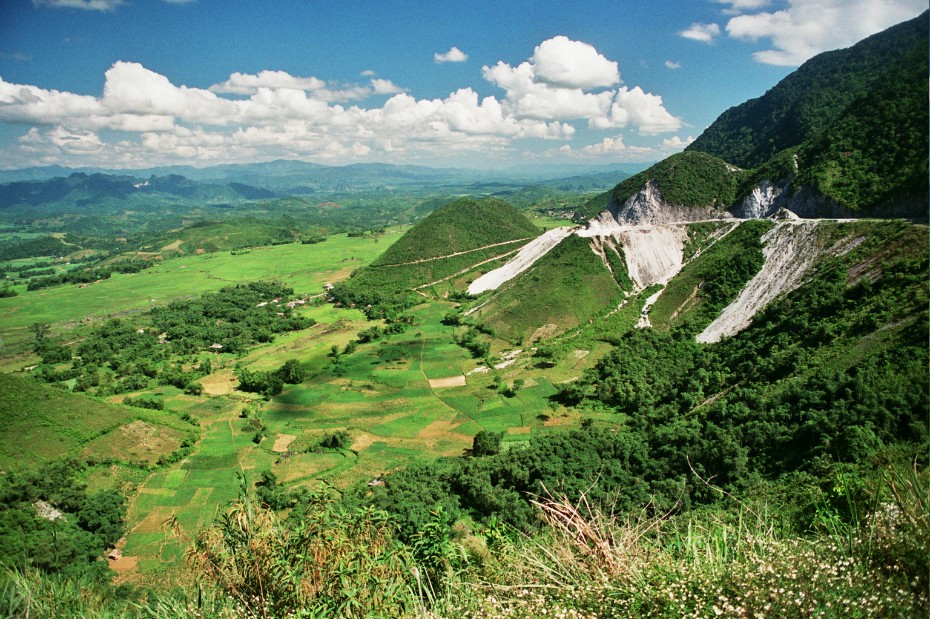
[0,0,924,170]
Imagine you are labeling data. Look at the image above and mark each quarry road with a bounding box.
[467,226,576,295]
[373,236,535,267]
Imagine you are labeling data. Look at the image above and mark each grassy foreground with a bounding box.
[2,462,926,618]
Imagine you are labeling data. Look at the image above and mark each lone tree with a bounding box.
[471,430,504,457]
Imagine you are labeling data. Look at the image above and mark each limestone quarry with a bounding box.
[466,182,845,345]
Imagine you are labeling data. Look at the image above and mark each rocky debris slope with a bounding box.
[697,221,821,343]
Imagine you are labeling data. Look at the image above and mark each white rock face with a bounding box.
[611,225,688,289]
[636,287,666,329]
[612,180,667,225]
[599,180,729,227]
[697,221,821,343]
[733,180,783,219]
[467,226,575,295]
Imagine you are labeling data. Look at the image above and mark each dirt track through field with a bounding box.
[374,237,533,266]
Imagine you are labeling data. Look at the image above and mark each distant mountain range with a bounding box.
[0,160,644,190]
[0,160,642,214]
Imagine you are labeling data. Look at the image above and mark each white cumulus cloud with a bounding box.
[529,35,620,89]
[0,36,684,168]
[209,70,326,95]
[726,0,927,65]
[593,87,683,135]
[680,22,722,43]
[664,60,682,70]
[556,135,659,161]
[716,0,771,13]
[371,78,404,95]
[482,36,678,135]
[661,135,695,151]
[434,47,469,63]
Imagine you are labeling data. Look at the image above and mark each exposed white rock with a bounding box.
[611,180,667,226]
[636,287,666,329]
[596,180,732,227]
[611,225,688,289]
[733,180,784,219]
[581,210,626,236]
[467,226,575,295]
[697,221,821,344]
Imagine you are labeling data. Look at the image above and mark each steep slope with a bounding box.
[697,220,821,343]
[467,226,575,295]
[581,152,742,223]
[470,234,628,343]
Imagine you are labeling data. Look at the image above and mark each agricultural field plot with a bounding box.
[244,300,605,490]
[120,392,268,578]
[9,228,607,583]
[0,228,405,359]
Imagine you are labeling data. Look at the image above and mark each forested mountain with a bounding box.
[584,11,928,221]
[687,11,928,170]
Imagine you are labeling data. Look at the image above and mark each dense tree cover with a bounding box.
[471,431,503,456]
[584,152,743,217]
[587,13,928,219]
[0,460,126,579]
[0,236,71,260]
[236,359,307,397]
[29,280,313,396]
[26,259,154,291]
[344,227,928,540]
[794,34,928,211]
[688,12,928,170]
[149,281,313,354]
[683,11,928,215]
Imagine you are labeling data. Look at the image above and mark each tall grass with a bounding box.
[447,466,928,618]
[3,464,925,618]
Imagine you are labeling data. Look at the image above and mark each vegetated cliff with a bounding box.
[583,151,741,224]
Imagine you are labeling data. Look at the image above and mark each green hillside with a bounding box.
[0,373,195,470]
[793,35,929,210]
[686,11,928,214]
[687,12,928,170]
[337,197,540,302]
[369,197,538,265]
[585,12,928,220]
[472,234,628,342]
